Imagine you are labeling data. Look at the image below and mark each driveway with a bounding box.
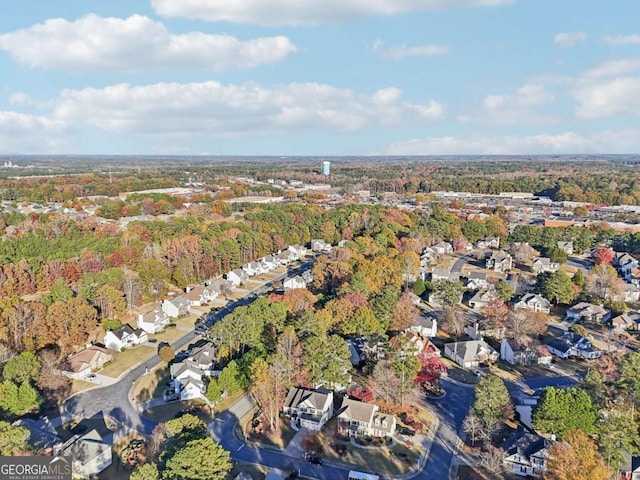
[451,254,476,274]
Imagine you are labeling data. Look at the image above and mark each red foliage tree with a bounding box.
[349,386,375,403]
[415,357,447,386]
[595,247,614,265]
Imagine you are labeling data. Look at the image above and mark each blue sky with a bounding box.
[0,0,639,155]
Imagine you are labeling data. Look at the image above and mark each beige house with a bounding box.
[337,398,396,438]
[283,387,334,431]
[61,345,113,379]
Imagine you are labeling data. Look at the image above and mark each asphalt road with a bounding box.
[63,259,314,435]
[451,254,476,274]
[566,256,592,274]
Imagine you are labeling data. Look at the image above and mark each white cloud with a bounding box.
[602,34,640,46]
[382,130,640,155]
[0,111,65,152]
[43,81,441,136]
[575,77,640,118]
[554,32,587,48]
[459,84,556,125]
[373,40,452,60]
[151,0,516,26]
[581,57,640,80]
[0,14,296,72]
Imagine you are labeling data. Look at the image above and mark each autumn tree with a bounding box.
[389,292,418,332]
[586,263,622,300]
[440,306,467,338]
[158,346,175,363]
[249,358,284,432]
[545,429,612,480]
[594,247,614,265]
[282,288,317,315]
[505,310,547,339]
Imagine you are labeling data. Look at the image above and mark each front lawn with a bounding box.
[70,378,95,395]
[100,346,156,378]
[316,420,421,476]
[131,366,170,403]
[143,400,212,423]
[239,408,296,449]
[442,359,479,384]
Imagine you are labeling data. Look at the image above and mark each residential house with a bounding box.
[243,261,266,277]
[337,398,396,438]
[514,294,551,314]
[531,257,559,274]
[432,241,453,255]
[408,313,438,338]
[420,247,438,267]
[389,331,426,355]
[278,250,297,264]
[605,283,640,303]
[612,311,640,331]
[184,285,208,307]
[61,345,113,379]
[284,275,308,291]
[546,332,601,359]
[104,324,147,351]
[486,251,513,272]
[161,295,191,318]
[310,239,332,252]
[209,279,234,298]
[170,360,206,401]
[468,285,499,310]
[557,241,574,255]
[478,237,500,249]
[502,430,551,478]
[187,341,217,372]
[615,253,640,280]
[262,254,279,270]
[225,268,248,287]
[137,306,170,334]
[465,320,507,340]
[62,425,113,479]
[565,302,611,324]
[466,272,488,291]
[620,454,640,480]
[431,268,453,282]
[444,340,498,369]
[500,338,552,366]
[287,244,307,259]
[283,387,334,431]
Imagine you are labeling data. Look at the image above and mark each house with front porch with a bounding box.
[466,272,489,291]
[546,332,601,359]
[500,338,552,366]
[137,306,170,334]
[486,251,513,272]
[283,387,334,432]
[468,285,499,310]
[337,398,396,438]
[170,360,207,401]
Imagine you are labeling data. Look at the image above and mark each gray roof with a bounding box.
[446,340,495,362]
[338,398,376,424]
[284,387,332,411]
[467,272,487,280]
[190,342,216,366]
[170,359,203,379]
[110,324,134,340]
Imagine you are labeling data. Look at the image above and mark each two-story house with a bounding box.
[170,360,207,401]
[557,241,574,255]
[310,239,332,252]
[225,268,249,287]
[468,285,499,310]
[531,257,559,274]
[565,302,611,324]
[546,332,601,359]
[103,324,147,351]
[478,237,500,250]
[486,251,513,273]
[137,306,170,334]
[284,275,308,291]
[432,241,453,255]
[615,253,640,281]
[612,310,640,331]
[500,338,552,366]
[283,387,334,432]
[466,272,489,291]
[503,430,552,478]
[337,398,396,438]
[161,295,190,318]
[514,294,551,314]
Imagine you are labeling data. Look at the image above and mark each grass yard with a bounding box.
[131,366,170,403]
[174,313,200,329]
[70,378,96,395]
[144,399,212,423]
[100,346,156,378]
[239,407,296,449]
[317,420,420,476]
[150,326,186,344]
[228,463,268,480]
[442,358,479,384]
[214,389,247,414]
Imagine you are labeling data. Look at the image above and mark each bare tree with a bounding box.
[440,306,467,338]
[505,310,547,339]
[122,273,141,312]
[481,446,505,479]
[463,413,483,446]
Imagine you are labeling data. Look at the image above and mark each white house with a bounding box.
[478,237,500,249]
[310,239,332,252]
[503,431,551,478]
[137,307,170,334]
[614,253,640,280]
[225,269,248,287]
[261,255,279,270]
[284,275,308,291]
[531,257,559,274]
[337,398,396,438]
[170,360,206,401]
[557,241,574,255]
[468,286,499,310]
[420,247,439,267]
[500,338,552,366]
[243,261,266,276]
[612,311,640,331]
[103,324,147,351]
[408,314,438,338]
[283,387,334,431]
[486,251,513,272]
[161,295,191,318]
[432,241,453,255]
[466,272,489,290]
[605,283,640,303]
[546,332,601,359]
[63,428,113,479]
[288,244,307,259]
[514,294,551,314]
[565,302,611,324]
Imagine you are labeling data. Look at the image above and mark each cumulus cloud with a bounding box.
[0,111,65,152]
[0,14,297,72]
[373,40,452,60]
[151,0,516,26]
[22,81,434,137]
[381,130,640,155]
[574,77,640,118]
[581,57,640,80]
[554,32,587,48]
[602,34,640,46]
[459,84,556,125]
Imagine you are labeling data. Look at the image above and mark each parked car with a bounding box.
[306,455,323,465]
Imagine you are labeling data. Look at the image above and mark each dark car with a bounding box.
[306,455,323,465]
[399,427,415,436]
